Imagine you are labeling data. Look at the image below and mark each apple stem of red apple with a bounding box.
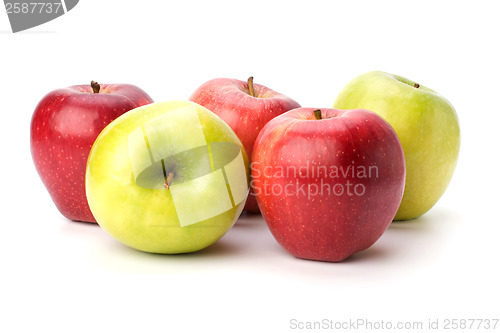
[313,109,322,120]
[414,83,420,89]
[247,76,256,97]
[91,81,100,93]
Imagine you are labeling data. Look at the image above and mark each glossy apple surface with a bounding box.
[252,108,405,262]
[190,77,300,213]
[86,100,249,254]
[31,82,153,222]
[333,71,460,220]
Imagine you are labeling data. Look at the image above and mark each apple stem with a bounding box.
[313,109,322,120]
[247,76,256,97]
[91,81,100,93]
[414,83,420,89]
[164,172,174,190]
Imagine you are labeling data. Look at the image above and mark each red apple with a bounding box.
[189,77,300,213]
[31,81,153,223]
[251,108,406,262]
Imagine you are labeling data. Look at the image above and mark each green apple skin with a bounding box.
[333,71,460,220]
[86,100,249,253]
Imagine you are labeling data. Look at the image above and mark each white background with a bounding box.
[1,1,498,332]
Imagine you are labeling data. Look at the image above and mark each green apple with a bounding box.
[333,71,460,220]
[86,100,250,253]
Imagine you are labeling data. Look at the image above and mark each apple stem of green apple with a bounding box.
[91,81,100,93]
[414,83,420,89]
[160,159,174,189]
[247,76,256,97]
[313,109,322,120]
[164,172,174,190]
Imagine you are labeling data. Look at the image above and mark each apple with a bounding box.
[189,77,300,213]
[333,71,460,220]
[251,108,405,262]
[31,81,153,223]
[85,100,250,254]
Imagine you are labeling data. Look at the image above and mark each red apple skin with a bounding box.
[189,78,300,213]
[31,83,153,223]
[251,108,406,262]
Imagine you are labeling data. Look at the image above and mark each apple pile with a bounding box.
[30,72,460,262]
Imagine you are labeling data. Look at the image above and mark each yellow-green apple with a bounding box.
[333,71,460,220]
[252,108,405,262]
[189,77,300,213]
[31,81,153,223]
[86,100,250,254]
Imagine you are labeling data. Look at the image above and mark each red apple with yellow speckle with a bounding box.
[251,107,406,262]
[30,81,153,222]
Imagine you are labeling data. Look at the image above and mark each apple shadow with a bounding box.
[58,210,274,275]
[167,236,248,258]
[61,206,460,279]
[87,221,261,274]
[234,212,265,226]
[256,207,462,285]
[281,206,460,278]
[340,244,393,264]
[58,216,102,235]
[349,206,460,265]
[85,237,242,275]
[387,206,460,239]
